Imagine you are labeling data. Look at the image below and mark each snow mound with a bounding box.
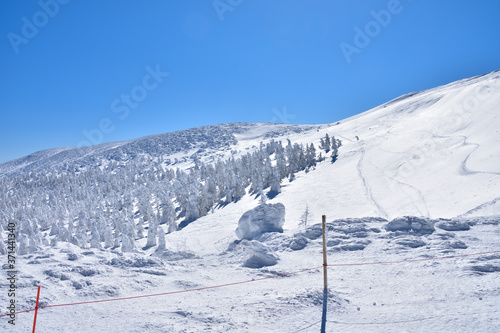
[287,236,309,251]
[152,249,198,261]
[385,216,435,235]
[396,238,426,248]
[435,220,471,231]
[235,203,285,240]
[238,240,278,268]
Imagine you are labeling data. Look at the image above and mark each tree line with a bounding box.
[0,134,341,255]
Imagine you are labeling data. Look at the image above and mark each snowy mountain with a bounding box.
[0,122,319,177]
[1,70,499,332]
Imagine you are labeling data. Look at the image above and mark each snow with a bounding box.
[1,70,500,332]
[3,216,499,332]
[385,216,435,235]
[236,240,278,268]
[235,203,286,240]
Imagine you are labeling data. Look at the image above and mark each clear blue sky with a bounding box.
[1,0,499,163]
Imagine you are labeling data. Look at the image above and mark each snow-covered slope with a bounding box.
[1,70,500,332]
[2,71,498,219]
[276,70,500,221]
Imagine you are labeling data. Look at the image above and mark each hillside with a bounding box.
[1,70,499,332]
[0,123,319,177]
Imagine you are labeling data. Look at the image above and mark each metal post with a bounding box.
[321,215,328,333]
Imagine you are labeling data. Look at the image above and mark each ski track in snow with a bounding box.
[458,196,500,218]
[330,315,440,326]
[457,135,500,176]
[356,143,388,219]
[429,132,500,177]
[375,160,430,218]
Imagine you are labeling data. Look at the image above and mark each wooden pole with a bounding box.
[322,215,328,290]
[321,215,328,333]
[32,285,41,333]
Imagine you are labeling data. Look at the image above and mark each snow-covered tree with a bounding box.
[269,166,281,194]
[17,234,29,255]
[0,233,5,255]
[144,219,158,249]
[331,136,342,162]
[90,225,102,249]
[156,226,166,252]
[299,204,311,227]
[185,182,201,221]
[319,133,331,152]
[103,224,113,248]
[305,143,317,167]
[121,220,136,252]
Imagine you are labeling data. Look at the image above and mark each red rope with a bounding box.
[1,250,498,318]
[326,250,500,267]
[0,266,323,317]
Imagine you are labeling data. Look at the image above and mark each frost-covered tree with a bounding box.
[112,221,122,249]
[158,197,177,233]
[299,204,312,227]
[144,219,158,249]
[319,133,331,153]
[275,142,288,179]
[331,136,342,162]
[249,162,264,195]
[121,234,135,252]
[0,233,5,255]
[305,143,317,167]
[259,185,267,205]
[232,173,246,202]
[156,226,166,252]
[17,234,29,255]
[90,225,102,249]
[269,166,281,194]
[57,221,70,242]
[185,182,201,221]
[198,185,214,217]
[75,218,89,249]
[104,224,113,248]
[121,220,136,252]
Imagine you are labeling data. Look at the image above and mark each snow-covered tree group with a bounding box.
[0,135,341,255]
[319,133,342,162]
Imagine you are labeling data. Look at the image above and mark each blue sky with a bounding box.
[1,0,499,163]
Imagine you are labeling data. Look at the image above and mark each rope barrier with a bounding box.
[326,250,500,267]
[1,250,499,319]
[0,266,324,318]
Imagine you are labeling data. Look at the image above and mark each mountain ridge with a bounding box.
[0,122,320,177]
[2,69,499,180]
